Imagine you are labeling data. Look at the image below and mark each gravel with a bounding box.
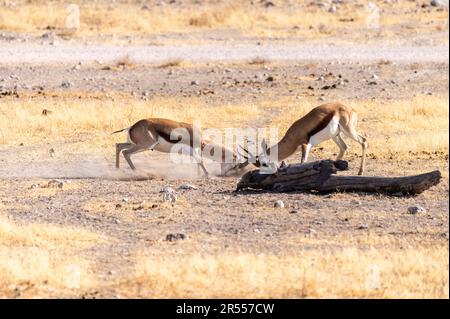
[274,200,285,208]
[408,205,427,214]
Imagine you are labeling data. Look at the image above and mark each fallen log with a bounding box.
[236,160,441,195]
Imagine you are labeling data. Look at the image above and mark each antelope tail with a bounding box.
[111,128,127,135]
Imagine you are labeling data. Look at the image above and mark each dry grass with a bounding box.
[1,215,447,298]
[156,58,185,69]
[0,91,448,298]
[1,93,446,159]
[0,1,447,40]
[113,54,136,68]
[248,57,270,65]
[113,237,448,298]
[0,93,261,149]
[0,216,102,298]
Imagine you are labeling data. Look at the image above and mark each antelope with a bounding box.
[113,118,240,177]
[238,103,368,175]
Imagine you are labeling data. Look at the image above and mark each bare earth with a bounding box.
[0,0,448,298]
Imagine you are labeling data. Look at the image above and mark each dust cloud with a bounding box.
[0,156,223,181]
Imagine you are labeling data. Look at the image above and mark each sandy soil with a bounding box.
[0,0,448,298]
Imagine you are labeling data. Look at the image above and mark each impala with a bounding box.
[113,118,239,177]
[238,103,368,175]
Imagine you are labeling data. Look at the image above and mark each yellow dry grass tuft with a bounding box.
[156,58,185,68]
[0,216,102,298]
[0,1,446,41]
[114,54,136,68]
[114,240,449,298]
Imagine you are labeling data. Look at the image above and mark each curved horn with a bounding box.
[238,145,256,160]
[261,138,268,154]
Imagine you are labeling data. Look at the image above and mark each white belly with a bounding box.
[308,116,340,147]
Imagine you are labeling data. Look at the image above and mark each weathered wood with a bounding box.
[236,160,441,195]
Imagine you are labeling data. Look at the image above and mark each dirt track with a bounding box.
[1,43,448,64]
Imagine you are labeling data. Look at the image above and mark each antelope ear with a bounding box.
[261,138,268,153]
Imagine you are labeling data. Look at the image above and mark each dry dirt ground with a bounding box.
[0,0,448,298]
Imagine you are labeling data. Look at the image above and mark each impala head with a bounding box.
[236,139,277,173]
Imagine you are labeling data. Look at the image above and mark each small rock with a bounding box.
[265,76,274,82]
[41,31,55,39]
[274,200,285,208]
[407,205,426,214]
[122,198,129,202]
[431,0,448,7]
[61,81,72,88]
[165,233,186,241]
[179,183,198,190]
[48,148,55,157]
[47,179,64,188]
[372,74,379,80]
[357,224,369,230]
[29,184,39,189]
[321,84,337,90]
[41,109,52,116]
[190,80,199,86]
[308,228,317,235]
[161,186,177,202]
[328,5,337,13]
[289,209,299,214]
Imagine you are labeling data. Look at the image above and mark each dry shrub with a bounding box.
[156,58,184,68]
[248,57,270,65]
[114,54,136,68]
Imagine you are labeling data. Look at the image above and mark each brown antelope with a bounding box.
[113,118,239,177]
[238,103,368,175]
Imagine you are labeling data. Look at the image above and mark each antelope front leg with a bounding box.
[300,143,311,163]
[193,147,209,178]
